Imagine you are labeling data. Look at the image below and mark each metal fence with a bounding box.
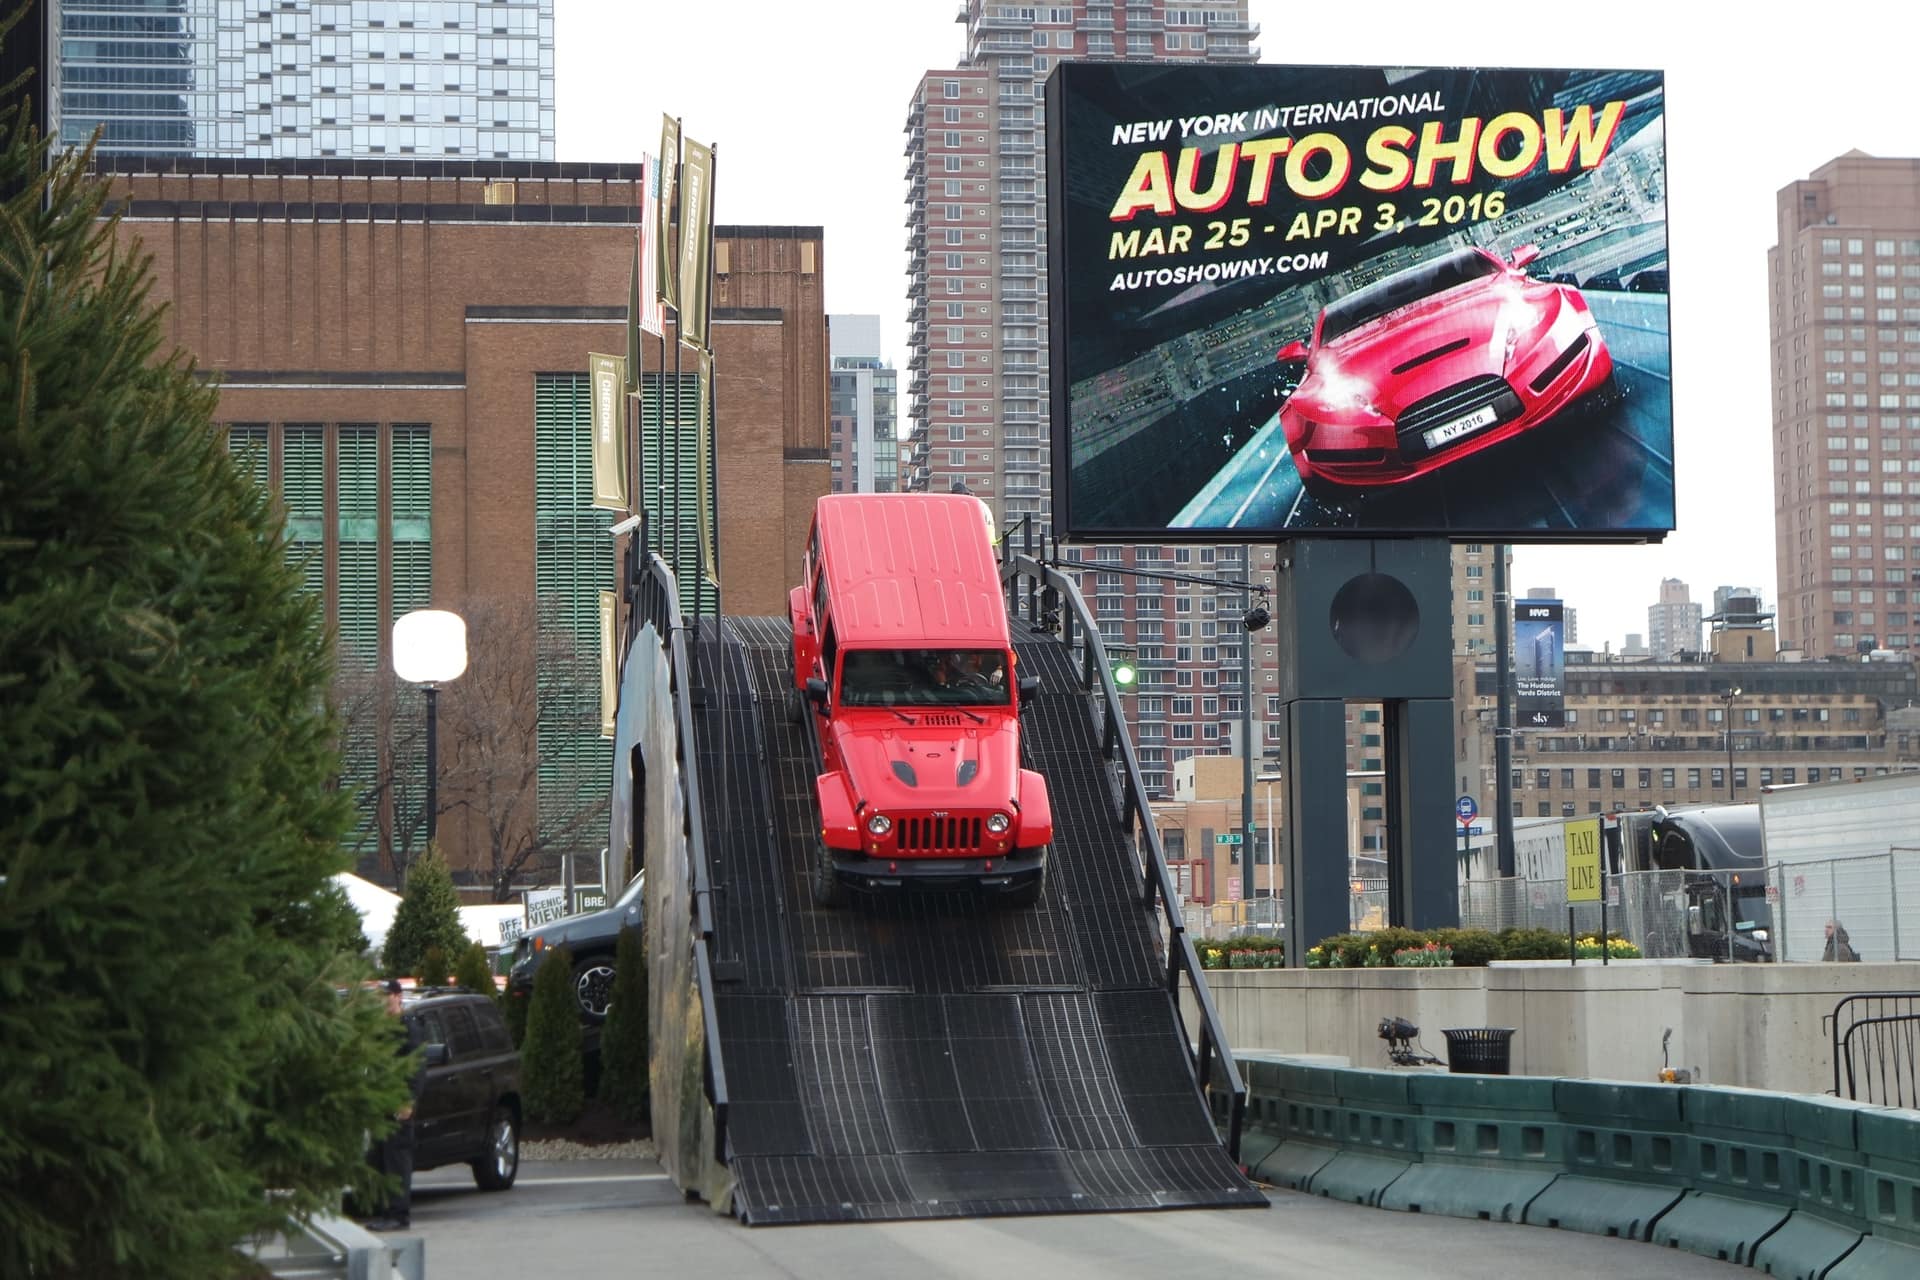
[1458,852,1919,962]
[1182,851,1919,960]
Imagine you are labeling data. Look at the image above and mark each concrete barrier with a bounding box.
[1232,1058,1920,1276]
[1185,960,1920,1093]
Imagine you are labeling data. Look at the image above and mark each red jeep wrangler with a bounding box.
[790,494,1053,907]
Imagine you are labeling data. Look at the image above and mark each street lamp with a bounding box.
[394,609,468,843]
[1720,685,1743,800]
[1256,772,1282,901]
[1241,593,1271,898]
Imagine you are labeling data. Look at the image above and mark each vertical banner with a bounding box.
[657,115,681,311]
[637,152,665,338]
[695,348,719,588]
[677,136,715,351]
[1515,599,1566,728]
[589,352,629,511]
[599,589,618,738]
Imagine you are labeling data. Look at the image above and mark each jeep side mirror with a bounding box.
[1018,675,1041,710]
[805,676,828,709]
[1686,904,1702,935]
[424,1042,450,1067]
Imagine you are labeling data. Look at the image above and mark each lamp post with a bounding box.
[394,609,468,845]
[1257,772,1282,903]
[1240,591,1271,906]
[1721,685,1743,800]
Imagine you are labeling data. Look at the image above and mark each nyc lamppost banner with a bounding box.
[677,136,716,351]
[1515,599,1566,728]
[637,152,666,339]
[695,348,719,587]
[599,589,618,738]
[658,114,681,311]
[589,352,629,512]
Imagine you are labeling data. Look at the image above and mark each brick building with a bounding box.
[97,156,828,887]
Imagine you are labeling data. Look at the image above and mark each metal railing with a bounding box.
[633,551,729,1162]
[999,518,1249,1161]
[1825,992,1920,1106]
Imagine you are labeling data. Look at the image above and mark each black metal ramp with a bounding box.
[692,618,1264,1224]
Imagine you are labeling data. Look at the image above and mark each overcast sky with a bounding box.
[555,0,1918,653]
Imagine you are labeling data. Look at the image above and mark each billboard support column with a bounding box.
[1385,697,1456,929]
[1494,545,1516,877]
[1283,697,1349,957]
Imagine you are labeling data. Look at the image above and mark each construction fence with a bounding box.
[1183,850,1920,961]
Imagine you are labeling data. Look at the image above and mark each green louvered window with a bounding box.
[390,424,433,616]
[281,425,326,600]
[638,372,715,614]
[336,425,380,669]
[534,375,613,853]
[227,424,269,492]
[389,425,433,844]
[336,425,381,855]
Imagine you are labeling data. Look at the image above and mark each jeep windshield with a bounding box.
[839,647,1011,707]
[1318,248,1502,344]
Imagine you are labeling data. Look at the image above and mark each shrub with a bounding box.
[453,941,496,996]
[382,847,469,980]
[0,88,409,1278]
[416,944,451,989]
[522,946,585,1125]
[505,987,530,1047]
[597,927,650,1122]
[1429,928,1502,968]
[1499,926,1575,961]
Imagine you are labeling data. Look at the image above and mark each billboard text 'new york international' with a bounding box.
[1044,63,1673,542]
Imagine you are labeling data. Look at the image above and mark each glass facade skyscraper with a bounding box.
[55,0,554,159]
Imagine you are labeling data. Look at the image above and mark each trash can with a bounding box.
[1442,1027,1516,1075]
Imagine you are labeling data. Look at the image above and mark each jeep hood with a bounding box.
[831,718,1023,809]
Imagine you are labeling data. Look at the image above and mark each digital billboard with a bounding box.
[1515,599,1566,728]
[1044,64,1672,541]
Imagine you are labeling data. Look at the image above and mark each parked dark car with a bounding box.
[1627,268,1670,294]
[507,871,643,1023]
[402,989,522,1189]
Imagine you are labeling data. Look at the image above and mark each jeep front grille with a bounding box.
[896,816,984,855]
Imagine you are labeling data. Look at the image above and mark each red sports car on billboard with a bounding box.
[1275,245,1614,496]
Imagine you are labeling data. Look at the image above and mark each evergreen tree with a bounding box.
[454,939,498,998]
[0,45,410,1280]
[382,846,468,979]
[521,946,585,1125]
[597,926,650,1123]
[416,944,451,989]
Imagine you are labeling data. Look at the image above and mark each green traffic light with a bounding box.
[1111,652,1137,687]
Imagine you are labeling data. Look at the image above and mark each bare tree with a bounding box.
[330,663,432,890]
[439,596,610,902]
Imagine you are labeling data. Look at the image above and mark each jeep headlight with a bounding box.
[866,813,893,836]
[985,812,1011,836]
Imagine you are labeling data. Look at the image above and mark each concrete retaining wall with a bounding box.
[1185,961,1920,1093]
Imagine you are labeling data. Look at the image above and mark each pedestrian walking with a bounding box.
[359,979,424,1230]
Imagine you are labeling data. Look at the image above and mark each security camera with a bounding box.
[608,513,643,537]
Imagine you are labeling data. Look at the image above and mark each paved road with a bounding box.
[410,1159,1745,1278]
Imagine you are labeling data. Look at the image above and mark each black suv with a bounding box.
[507,871,643,1023]
[402,989,522,1190]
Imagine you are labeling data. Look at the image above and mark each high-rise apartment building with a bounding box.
[1770,154,1920,658]
[828,315,899,494]
[54,0,554,159]
[901,0,1258,519]
[1451,544,1506,654]
[1648,576,1702,660]
[901,1,1262,801]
